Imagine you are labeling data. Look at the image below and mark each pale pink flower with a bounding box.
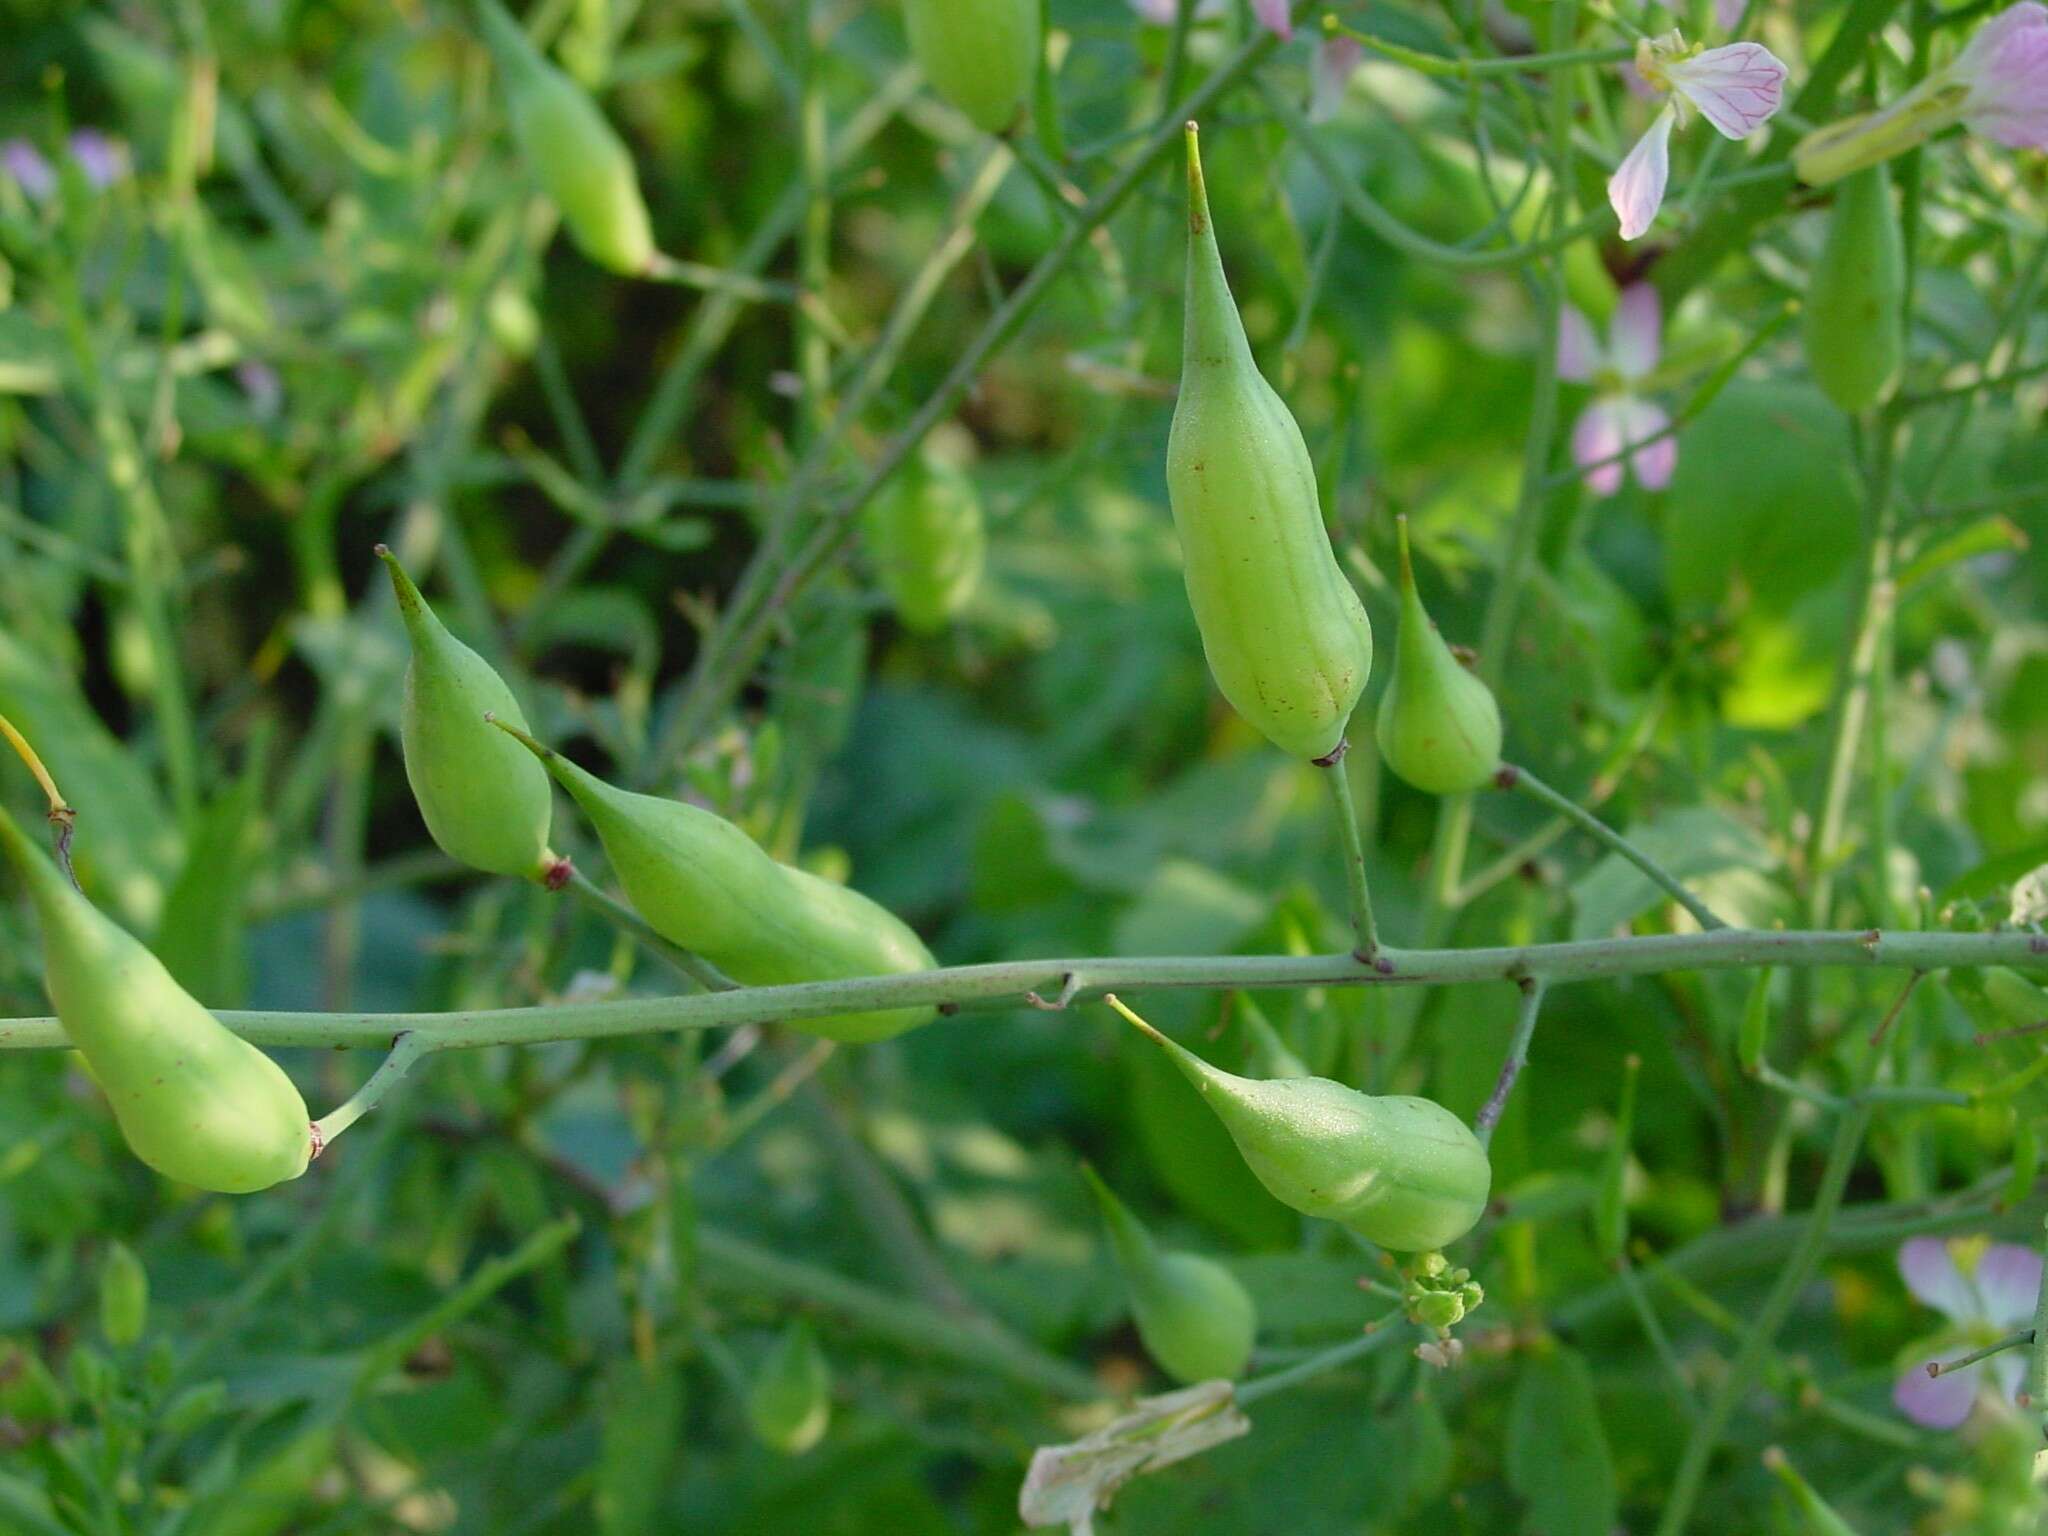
[1797,2,2048,180]
[1,139,55,201]
[1251,0,1293,39]
[1608,31,1788,240]
[1715,0,1748,32]
[1127,0,1227,22]
[1311,36,1366,121]
[1559,285,1676,496]
[1891,1237,2043,1429]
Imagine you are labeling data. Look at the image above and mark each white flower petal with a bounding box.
[1900,1237,1976,1322]
[1556,307,1602,382]
[1609,283,1663,379]
[1990,1346,2029,1406]
[1715,0,1749,32]
[1572,402,1628,497]
[1619,398,1677,489]
[1668,42,1788,139]
[1311,37,1364,122]
[1608,108,1675,241]
[1972,1242,2044,1327]
[1894,1359,1979,1429]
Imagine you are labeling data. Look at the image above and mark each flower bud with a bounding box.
[746,1319,832,1455]
[1115,999,1491,1252]
[1083,1165,1257,1384]
[98,1241,148,1347]
[901,0,1040,134]
[380,548,565,886]
[1803,164,1904,414]
[1375,518,1503,795]
[478,0,655,274]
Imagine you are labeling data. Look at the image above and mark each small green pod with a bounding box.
[862,433,987,634]
[1119,1001,1490,1252]
[1803,164,1904,414]
[1980,966,2048,1028]
[1375,518,1503,795]
[0,806,311,1194]
[99,1241,149,1347]
[477,0,655,275]
[901,0,1039,134]
[1167,124,1374,761]
[494,722,936,1042]
[381,548,565,886]
[1082,1165,1256,1384]
[745,1319,832,1455]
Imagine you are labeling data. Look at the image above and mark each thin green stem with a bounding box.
[1235,1323,1402,1404]
[1504,764,1729,931]
[1326,22,1632,79]
[1476,978,1547,1144]
[1653,1104,1872,1536]
[6,927,2041,1053]
[563,867,737,992]
[311,1031,435,1149]
[1933,1326,2032,1378]
[1324,751,1382,961]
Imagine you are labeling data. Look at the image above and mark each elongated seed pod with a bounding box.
[862,437,987,634]
[0,805,310,1194]
[494,722,936,1042]
[1375,519,1503,794]
[746,1319,832,1455]
[901,0,1039,134]
[477,0,655,275]
[1082,1166,1256,1384]
[1119,1002,1490,1252]
[381,548,565,886]
[1803,164,1904,414]
[1167,124,1373,761]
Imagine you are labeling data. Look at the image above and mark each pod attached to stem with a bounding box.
[1375,517,1503,795]
[1082,1164,1257,1384]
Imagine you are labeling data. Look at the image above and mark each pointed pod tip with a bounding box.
[1184,123,1209,238]
[1394,516,1415,593]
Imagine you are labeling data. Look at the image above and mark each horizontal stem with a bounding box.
[3,928,2043,1053]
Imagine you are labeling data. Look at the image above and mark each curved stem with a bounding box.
[1502,764,1730,931]
[562,867,737,992]
[312,1031,435,1149]
[1476,978,1547,1144]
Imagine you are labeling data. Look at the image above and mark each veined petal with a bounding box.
[1311,37,1365,122]
[1556,306,1602,382]
[1900,1237,1977,1322]
[1961,6,2048,147]
[1972,1242,2044,1328]
[1609,108,1675,241]
[1893,1359,1978,1429]
[1609,283,1663,378]
[1251,0,1293,39]
[1668,42,1788,138]
[1572,402,1628,497]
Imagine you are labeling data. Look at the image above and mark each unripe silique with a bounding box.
[1803,164,1904,415]
[1167,124,1374,761]
[1375,518,1503,795]
[477,0,655,275]
[1120,1003,1491,1252]
[494,722,937,1042]
[901,0,1039,134]
[0,805,311,1194]
[1083,1165,1257,1384]
[862,429,987,634]
[381,548,565,886]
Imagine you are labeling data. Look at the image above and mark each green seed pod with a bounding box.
[493,722,936,1042]
[0,806,311,1194]
[158,1379,231,1440]
[477,0,655,274]
[1981,966,2048,1028]
[1117,999,1491,1252]
[1375,518,1503,795]
[1167,124,1374,762]
[99,1241,149,1347]
[862,431,987,634]
[1803,164,1904,414]
[1082,1165,1256,1384]
[380,548,566,887]
[901,0,1039,134]
[745,1319,832,1455]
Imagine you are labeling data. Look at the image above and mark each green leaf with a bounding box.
[1506,1345,1617,1536]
